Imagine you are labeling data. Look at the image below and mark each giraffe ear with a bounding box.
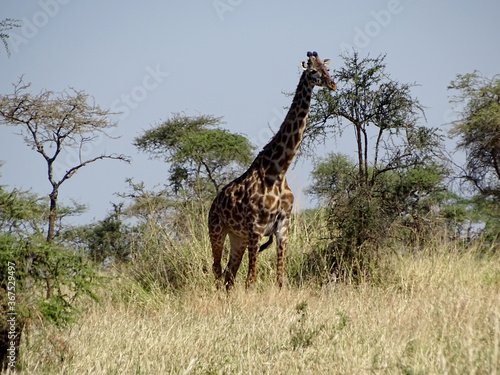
[323,59,331,68]
[301,61,308,70]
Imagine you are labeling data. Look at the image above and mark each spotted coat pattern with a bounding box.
[208,52,336,290]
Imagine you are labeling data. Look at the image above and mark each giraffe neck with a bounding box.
[254,71,314,184]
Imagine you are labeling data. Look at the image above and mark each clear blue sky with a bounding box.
[1,0,499,224]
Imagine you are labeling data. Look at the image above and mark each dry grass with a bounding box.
[14,243,500,375]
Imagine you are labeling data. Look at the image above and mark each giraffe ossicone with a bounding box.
[208,51,336,291]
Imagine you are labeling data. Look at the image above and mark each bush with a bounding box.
[0,232,97,370]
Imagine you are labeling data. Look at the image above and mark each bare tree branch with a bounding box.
[59,154,130,186]
[0,77,131,242]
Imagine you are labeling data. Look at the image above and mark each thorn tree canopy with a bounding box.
[134,113,255,200]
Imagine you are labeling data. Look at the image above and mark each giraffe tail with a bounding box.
[259,235,274,252]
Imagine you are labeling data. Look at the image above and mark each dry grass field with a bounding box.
[14,242,500,375]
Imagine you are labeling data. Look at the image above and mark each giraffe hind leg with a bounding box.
[276,235,288,288]
[276,222,291,289]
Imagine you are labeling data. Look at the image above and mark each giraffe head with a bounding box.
[301,51,337,91]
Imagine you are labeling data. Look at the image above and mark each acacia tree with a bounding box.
[449,72,500,200]
[303,52,448,278]
[308,152,450,241]
[448,72,500,240]
[134,113,255,201]
[0,78,130,243]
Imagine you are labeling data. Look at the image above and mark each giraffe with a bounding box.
[208,51,336,290]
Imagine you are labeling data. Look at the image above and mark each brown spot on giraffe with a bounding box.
[208,51,336,291]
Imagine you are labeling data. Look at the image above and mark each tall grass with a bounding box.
[125,201,214,294]
[126,205,331,293]
[10,209,500,374]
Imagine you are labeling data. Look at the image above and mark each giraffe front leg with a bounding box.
[245,234,262,289]
[224,251,244,291]
[224,234,246,291]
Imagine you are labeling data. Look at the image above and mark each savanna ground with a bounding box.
[10,212,500,375]
[23,266,500,374]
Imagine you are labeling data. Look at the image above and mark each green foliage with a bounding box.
[65,204,131,263]
[307,153,356,206]
[0,232,98,327]
[134,113,255,200]
[309,153,453,254]
[467,196,500,243]
[118,179,177,223]
[0,186,46,235]
[0,183,98,370]
[449,72,500,196]
[304,52,424,156]
[0,183,88,243]
[448,71,500,242]
[87,211,128,263]
[304,52,449,280]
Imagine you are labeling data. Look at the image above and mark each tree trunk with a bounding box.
[45,188,57,299]
[355,125,364,179]
[47,192,57,243]
[47,189,58,243]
